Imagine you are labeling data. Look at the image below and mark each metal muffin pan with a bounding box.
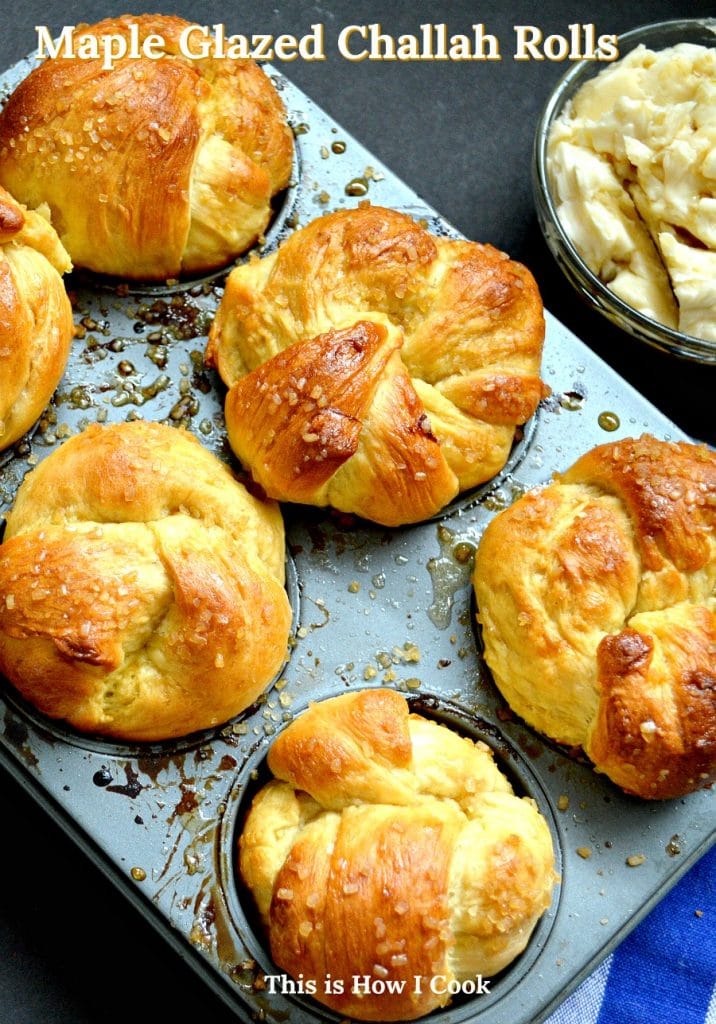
[0,50,713,1024]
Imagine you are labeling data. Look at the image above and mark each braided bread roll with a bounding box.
[474,435,716,799]
[0,422,291,740]
[207,205,546,525]
[0,15,293,280]
[239,690,556,1021]
[0,186,73,451]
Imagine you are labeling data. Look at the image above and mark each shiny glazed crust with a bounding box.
[474,435,716,799]
[0,15,293,279]
[207,205,546,526]
[0,186,73,450]
[0,422,292,740]
[239,690,556,1020]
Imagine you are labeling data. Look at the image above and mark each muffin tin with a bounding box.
[0,50,713,1024]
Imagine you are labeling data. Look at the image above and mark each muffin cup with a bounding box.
[219,690,562,1024]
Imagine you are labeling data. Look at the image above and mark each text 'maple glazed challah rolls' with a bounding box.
[474,435,716,800]
[207,204,547,526]
[0,422,292,741]
[0,185,73,451]
[0,14,293,280]
[239,690,557,1021]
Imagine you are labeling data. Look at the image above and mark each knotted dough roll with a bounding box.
[0,15,293,280]
[207,204,546,526]
[474,435,716,799]
[0,422,292,740]
[239,689,556,1021]
[0,186,73,451]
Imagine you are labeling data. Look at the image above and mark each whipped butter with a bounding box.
[547,42,716,341]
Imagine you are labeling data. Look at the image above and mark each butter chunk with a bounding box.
[660,232,716,342]
[548,139,678,327]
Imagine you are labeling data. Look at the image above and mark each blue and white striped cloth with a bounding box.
[546,845,716,1024]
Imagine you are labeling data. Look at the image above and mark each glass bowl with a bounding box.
[533,18,716,364]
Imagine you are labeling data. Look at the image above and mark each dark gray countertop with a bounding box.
[0,2,713,1022]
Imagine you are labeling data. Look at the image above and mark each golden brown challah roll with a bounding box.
[0,15,293,279]
[239,690,556,1021]
[0,186,73,451]
[474,435,716,800]
[207,205,546,526]
[0,422,291,740]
